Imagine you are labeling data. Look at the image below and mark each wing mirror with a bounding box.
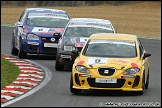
[143,52,151,59]
[15,22,23,27]
[71,50,80,60]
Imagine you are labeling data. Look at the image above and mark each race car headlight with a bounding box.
[27,34,39,40]
[75,66,89,73]
[64,45,75,51]
[124,68,140,75]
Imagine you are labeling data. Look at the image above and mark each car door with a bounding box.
[15,9,28,49]
[138,39,149,83]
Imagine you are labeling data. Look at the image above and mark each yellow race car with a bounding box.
[70,33,151,95]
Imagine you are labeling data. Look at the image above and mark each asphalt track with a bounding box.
[1,26,161,107]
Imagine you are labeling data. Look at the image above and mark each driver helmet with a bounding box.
[74,27,82,34]
[28,17,38,25]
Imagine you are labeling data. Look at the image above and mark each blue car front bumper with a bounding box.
[22,39,58,55]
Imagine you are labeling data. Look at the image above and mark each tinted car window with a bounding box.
[64,27,114,37]
[137,39,144,57]
[18,10,26,22]
[83,40,137,58]
[26,12,69,27]
[26,17,69,28]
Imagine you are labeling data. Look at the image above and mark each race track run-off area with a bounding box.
[1,26,161,107]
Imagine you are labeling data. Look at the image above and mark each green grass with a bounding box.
[1,57,20,89]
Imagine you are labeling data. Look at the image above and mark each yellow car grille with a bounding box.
[97,67,116,76]
[87,78,125,88]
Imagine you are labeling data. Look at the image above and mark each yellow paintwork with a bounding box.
[71,33,150,92]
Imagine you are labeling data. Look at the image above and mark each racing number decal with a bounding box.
[38,29,43,31]
[32,27,50,32]
[87,57,108,65]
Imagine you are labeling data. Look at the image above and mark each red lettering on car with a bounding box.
[77,60,85,65]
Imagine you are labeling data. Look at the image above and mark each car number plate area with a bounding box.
[44,43,58,48]
[95,78,117,83]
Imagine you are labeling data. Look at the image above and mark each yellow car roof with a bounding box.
[89,33,137,41]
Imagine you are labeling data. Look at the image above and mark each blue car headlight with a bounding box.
[75,65,89,73]
[27,34,39,40]
[124,68,140,74]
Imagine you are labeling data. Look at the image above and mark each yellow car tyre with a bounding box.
[145,70,149,89]
[137,72,145,95]
[70,74,82,95]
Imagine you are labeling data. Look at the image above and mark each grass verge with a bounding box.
[1,2,161,37]
[1,57,20,89]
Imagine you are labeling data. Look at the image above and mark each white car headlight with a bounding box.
[64,46,75,51]
[124,68,140,74]
[27,34,39,40]
[75,66,89,73]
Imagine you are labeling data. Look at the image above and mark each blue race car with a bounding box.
[11,8,70,58]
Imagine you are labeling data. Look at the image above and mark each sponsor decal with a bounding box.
[110,62,123,66]
[113,59,128,63]
[131,63,138,68]
[89,40,135,46]
[77,60,85,65]
[27,41,39,45]
[45,13,68,18]
[71,19,109,23]
[80,37,88,42]
[37,32,53,34]
[86,23,111,28]
[28,13,69,19]
[51,38,55,42]
[69,19,112,29]
[70,38,76,43]
[75,43,84,47]
[51,28,64,33]
[88,57,108,65]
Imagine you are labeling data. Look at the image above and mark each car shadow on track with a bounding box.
[26,54,56,60]
[72,90,144,96]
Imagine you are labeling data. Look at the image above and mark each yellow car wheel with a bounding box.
[145,70,149,89]
[70,74,82,95]
[136,72,145,95]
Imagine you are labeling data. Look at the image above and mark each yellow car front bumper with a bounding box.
[72,73,143,92]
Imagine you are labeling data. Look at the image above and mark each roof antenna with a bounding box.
[115,19,118,33]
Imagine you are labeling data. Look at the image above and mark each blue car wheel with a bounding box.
[18,39,27,58]
[11,35,18,55]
